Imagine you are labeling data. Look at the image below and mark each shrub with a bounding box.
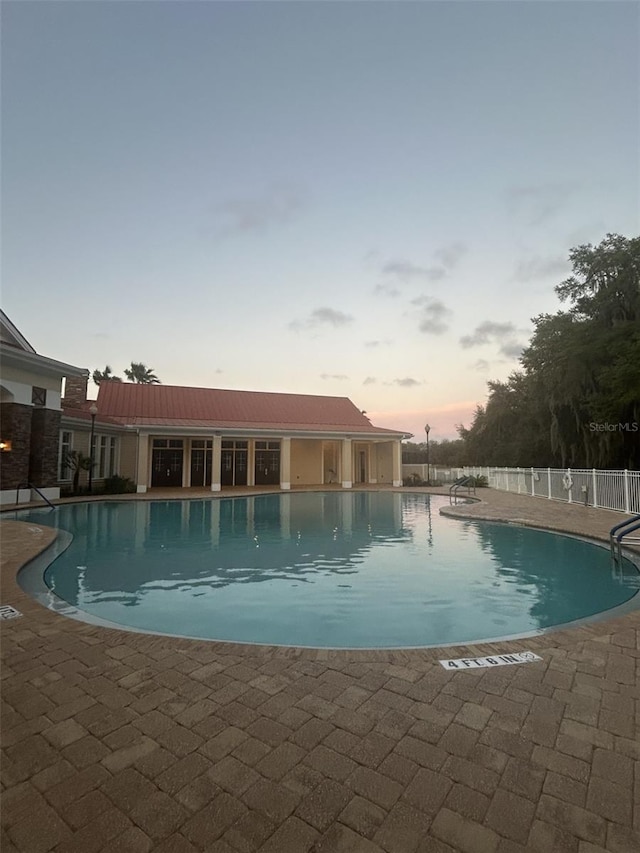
[469,475,488,488]
[403,472,425,486]
[102,474,136,494]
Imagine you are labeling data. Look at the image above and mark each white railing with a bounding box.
[401,464,640,514]
[402,465,466,484]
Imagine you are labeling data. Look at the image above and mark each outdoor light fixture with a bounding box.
[88,403,98,493]
[424,423,431,485]
[0,440,12,452]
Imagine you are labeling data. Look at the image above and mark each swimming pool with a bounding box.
[16,492,640,648]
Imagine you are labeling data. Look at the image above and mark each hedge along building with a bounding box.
[0,310,87,505]
[73,379,412,493]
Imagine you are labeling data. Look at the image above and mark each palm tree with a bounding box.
[65,451,94,493]
[124,362,161,384]
[92,365,122,385]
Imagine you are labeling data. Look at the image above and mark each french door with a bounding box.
[151,440,184,487]
[254,441,280,485]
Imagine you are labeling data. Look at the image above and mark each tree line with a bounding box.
[404,234,639,470]
[402,439,466,467]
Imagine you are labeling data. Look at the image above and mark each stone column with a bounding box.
[29,408,62,497]
[0,403,32,492]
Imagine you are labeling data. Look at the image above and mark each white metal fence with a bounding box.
[401,464,640,515]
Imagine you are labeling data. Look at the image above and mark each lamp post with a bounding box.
[88,403,98,493]
[424,423,431,485]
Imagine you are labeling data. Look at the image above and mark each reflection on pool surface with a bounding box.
[17,492,640,648]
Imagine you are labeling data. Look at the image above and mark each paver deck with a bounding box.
[1,487,638,853]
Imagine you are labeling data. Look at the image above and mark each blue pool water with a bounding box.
[16,492,640,648]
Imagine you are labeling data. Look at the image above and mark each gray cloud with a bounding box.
[364,339,393,348]
[387,377,422,388]
[460,321,518,349]
[370,242,467,301]
[460,320,525,361]
[381,259,446,283]
[513,254,568,282]
[214,181,308,236]
[320,373,348,381]
[395,377,421,387]
[506,182,578,227]
[372,242,467,297]
[411,296,452,335]
[363,376,377,385]
[289,307,354,332]
[373,283,401,298]
[433,242,468,269]
[473,359,490,372]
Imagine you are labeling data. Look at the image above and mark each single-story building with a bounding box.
[61,377,412,493]
[1,312,412,500]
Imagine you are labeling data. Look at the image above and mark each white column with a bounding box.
[248,440,255,486]
[368,443,377,484]
[392,440,402,487]
[182,440,189,487]
[211,435,222,491]
[280,437,291,490]
[341,438,353,488]
[136,433,149,493]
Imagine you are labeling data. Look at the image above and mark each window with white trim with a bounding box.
[91,435,119,479]
[59,431,73,481]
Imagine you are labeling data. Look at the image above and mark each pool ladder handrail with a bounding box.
[15,482,56,511]
[609,513,640,565]
[449,475,476,504]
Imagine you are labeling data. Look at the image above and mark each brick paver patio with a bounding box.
[1,487,638,852]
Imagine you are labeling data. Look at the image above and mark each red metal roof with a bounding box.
[61,404,124,427]
[93,383,408,437]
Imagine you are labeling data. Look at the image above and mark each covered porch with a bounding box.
[131,433,404,493]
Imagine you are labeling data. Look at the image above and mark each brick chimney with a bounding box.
[62,375,89,409]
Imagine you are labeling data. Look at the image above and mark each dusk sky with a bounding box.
[2,1,638,441]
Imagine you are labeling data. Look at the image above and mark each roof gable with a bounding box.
[0,310,36,352]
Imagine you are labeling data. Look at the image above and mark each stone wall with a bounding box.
[62,375,88,408]
[29,408,62,488]
[0,403,32,490]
